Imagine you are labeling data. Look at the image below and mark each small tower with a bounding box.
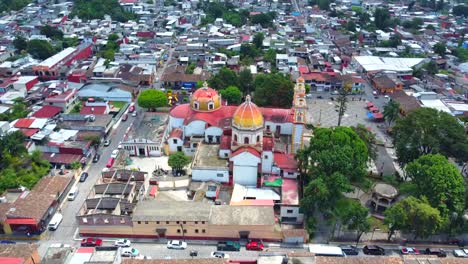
[291,76,307,154]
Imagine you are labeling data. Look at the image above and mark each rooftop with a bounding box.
[0,244,39,260]
[37,47,76,68]
[125,113,168,144]
[132,201,211,222]
[122,259,228,264]
[192,144,228,168]
[209,205,275,226]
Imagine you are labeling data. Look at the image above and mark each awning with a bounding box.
[149,186,158,197]
[369,106,379,113]
[373,112,384,119]
[366,102,374,108]
[4,218,37,225]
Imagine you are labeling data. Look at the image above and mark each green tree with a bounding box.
[250,12,276,28]
[393,108,468,165]
[406,154,465,216]
[352,124,377,160]
[335,90,348,127]
[0,98,29,122]
[253,32,264,49]
[453,4,468,17]
[0,0,31,12]
[146,0,153,3]
[70,161,82,170]
[238,68,254,94]
[346,21,356,32]
[62,37,79,48]
[208,67,239,90]
[374,8,391,30]
[383,100,400,126]
[137,89,167,111]
[219,86,242,105]
[27,39,55,60]
[384,196,442,239]
[223,11,241,27]
[335,198,371,244]
[253,73,294,108]
[453,47,468,62]
[240,44,259,60]
[13,36,28,53]
[424,61,439,75]
[168,151,191,173]
[433,42,446,57]
[71,0,136,22]
[40,25,64,40]
[185,63,196,74]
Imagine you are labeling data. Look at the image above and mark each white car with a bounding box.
[111,150,119,159]
[121,247,139,257]
[211,251,230,259]
[167,240,187,249]
[114,239,131,247]
[454,249,468,257]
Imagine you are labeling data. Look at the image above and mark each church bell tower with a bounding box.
[291,76,307,154]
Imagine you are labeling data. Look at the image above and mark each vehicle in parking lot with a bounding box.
[111,150,119,158]
[122,114,128,121]
[211,251,230,258]
[216,241,240,251]
[128,105,135,113]
[92,154,100,163]
[363,245,385,255]
[339,244,358,255]
[401,247,420,255]
[81,238,102,247]
[79,172,88,182]
[106,157,115,168]
[454,249,468,257]
[114,239,131,247]
[167,240,187,249]
[425,248,447,257]
[246,240,264,251]
[121,248,139,257]
[103,140,111,146]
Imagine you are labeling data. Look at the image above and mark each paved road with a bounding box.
[38,114,135,256]
[154,46,175,89]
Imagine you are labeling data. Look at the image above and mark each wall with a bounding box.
[264,122,292,135]
[192,168,229,183]
[169,116,184,129]
[261,151,273,173]
[204,126,223,143]
[184,120,206,137]
[219,149,231,159]
[168,137,183,153]
[280,206,304,224]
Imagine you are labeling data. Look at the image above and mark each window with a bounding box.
[208,102,214,110]
[183,229,187,233]
[202,229,206,233]
[194,102,199,109]
[224,153,228,158]
[173,139,177,144]
[201,221,205,224]
[287,209,294,214]
[176,221,180,224]
[244,137,249,144]
[234,134,237,142]
[166,221,170,224]
[138,221,141,224]
[195,221,198,224]
[177,229,181,233]
[264,155,268,159]
[145,221,148,224]
[195,229,199,233]
[217,173,223,177]
[183,221,186,224]
[156,221,160,224]
[256,135,260,142]
[266,125,270,130]
[120,218,125,224]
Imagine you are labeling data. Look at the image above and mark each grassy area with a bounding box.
[370,216,389,233]
[109,101,127,109]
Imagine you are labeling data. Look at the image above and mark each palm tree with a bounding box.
[383,100,400,126]
[336,91,348,127]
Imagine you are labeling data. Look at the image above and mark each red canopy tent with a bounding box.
[373,112,384,121]
[366,102,374,109]
[369,106,379,113]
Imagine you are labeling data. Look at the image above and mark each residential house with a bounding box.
[0,244,41,264]
[44,89,78,112]
[371,74,404,94]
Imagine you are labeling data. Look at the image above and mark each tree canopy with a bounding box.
[253,33,264,49]
[219,86,242,105]
[250,12,276,28]
[253,73,294,108]
[335,198,371,244]
[393,108,468,165]
[168,151,191,173]
[71,0,137,22]
[0,0,30,12]
[208,67,239,90]
[406,154,465,216]
[40,25,64,41]
[238,69,254,94]
[13,36,28,53]
[383,100,400,126]
[384,196,442,240]
[433,42,446,57]
[27,39,56,60]
[137,89,167,110]
[453,5,468,17]
[0,98,28,122]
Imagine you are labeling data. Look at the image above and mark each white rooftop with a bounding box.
[353,56,424,72]
[38,47,76,68]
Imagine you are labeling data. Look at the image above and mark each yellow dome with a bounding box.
[190,82,221,112]
[232,95,264,130]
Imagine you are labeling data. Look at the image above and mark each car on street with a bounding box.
[331,90,339,95]
[363,245,385,255]
[211,251,230,258]
[305,94,312,98]
[79,172,89,182]
[401,247,420,255]
[121,247,139,257]
[0,240,16,244]
[92,154,100,163]
[317,95,323,99]
[114,239,131,247]
[81,238,102,247]
[128,105,135,113]
[216,241,240,251]
[339,244,359,255]
[122,114,128,121]
[103,140,111,146]
[425,248,447,257]
[167,240,187,249]
[246,240,264,251]
[132,111,137,117]
[454,249,468,258]
[111,150,119,159]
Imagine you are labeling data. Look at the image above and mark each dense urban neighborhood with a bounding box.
[0,0,467,263]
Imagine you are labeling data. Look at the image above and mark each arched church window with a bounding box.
[194,101,199,109]
[208,102,214,110]
[244,137,249,144]
[234,134,238,142]
[256,135,260,142]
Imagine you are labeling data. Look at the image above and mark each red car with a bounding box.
[81,238,103,247]
[128,105,135,113]
[401,247,420,255]
[246,241,264,251]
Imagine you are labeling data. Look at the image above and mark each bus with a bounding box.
[309,244,345,257]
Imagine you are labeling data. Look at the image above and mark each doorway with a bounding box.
[138,147,146,156]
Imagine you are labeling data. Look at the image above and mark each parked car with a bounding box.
[425,248,447,257]
[363,245,385,255]
[167,240,187,249]
[132,111,137,117]
[81,238,102,247]
[246,241,264,251]
[317,95,323,99]
[122,114,128,121]
[339,244,359,255]
[111,150,119,159]
[79,172,89,182]
[128,105,135,113]
[121,248,139,257]
[401,247,420,255]
[103,140,111,146]
[0,240,16,244]
[114,239,131,247]
[217,241,240,251]
[92,154,100,163]
[211,251,230,259]
[454,249,468,258]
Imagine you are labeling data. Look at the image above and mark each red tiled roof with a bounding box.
[169,128,183,139]
[32,106,62,118]
[19,128,39,137]
[14,118,34,128]
[170,104,294,127]
[80,106,107,115]
[41,153,82,164]
[231,147,260,158]
[4,218,37,225]
[274,152,298,171]
[302,72,328,82]
[220,135,231,150]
